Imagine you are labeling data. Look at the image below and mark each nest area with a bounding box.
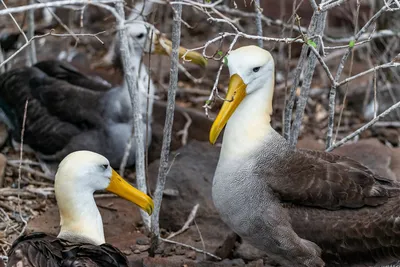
[0,0,400,263]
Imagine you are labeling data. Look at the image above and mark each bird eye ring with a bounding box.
[253,67,261,72]
[102,164,108,169]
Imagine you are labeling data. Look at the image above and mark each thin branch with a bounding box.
[325,0,397,148]
[114,3,149,228]
[254,0,263,48]
[1,0,28,43]
[160,238,222,260]
[338,61,400,86]
[326,100,400,152]
[0,31,105,69]
[176,111,192,146]
[27,0,37,66]
[320,0,350,11]
[17,100,29,237]
[150,0,182,254]
[0,0,123,19]
[289,2,328,147]
[166,204,199,239]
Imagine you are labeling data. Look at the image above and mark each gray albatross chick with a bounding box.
[209,45,400,267]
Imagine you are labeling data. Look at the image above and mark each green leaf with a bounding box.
[349,40,355,48]
[307,40,317,48]
[223,56,228,66]
[205,0,211,2]
[217,50,223,56]
[205,100,212,105]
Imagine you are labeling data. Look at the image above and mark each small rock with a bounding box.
[122,249,132,256]
[136,237,149,245]
[175,246,185,255]
[185,250,197,260]
[133,249,140,254]
[136,244,150,252]
[154,247,164,254]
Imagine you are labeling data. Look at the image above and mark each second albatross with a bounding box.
[210,46,400,267]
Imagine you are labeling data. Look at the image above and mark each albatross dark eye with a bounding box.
[136,33,145,39]
[253,67,261,73]
[101,164,109,170]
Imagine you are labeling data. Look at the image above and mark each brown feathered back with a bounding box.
[7,233,128,267]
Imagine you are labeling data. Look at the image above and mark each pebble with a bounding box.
[136,237,149,245]
[185,251,196,260]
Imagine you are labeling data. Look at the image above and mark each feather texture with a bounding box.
[7,233,128,267]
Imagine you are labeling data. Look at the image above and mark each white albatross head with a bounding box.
[55,151,153,245]
[210,46,275,144]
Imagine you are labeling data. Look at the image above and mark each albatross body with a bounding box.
[6,151,153,267]
[210,46,400,266]
[0,6,205,168]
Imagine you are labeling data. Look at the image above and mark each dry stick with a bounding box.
[0,0,123,19]
[254,0,263,48]
[288,1,328,147]
[7,162,54,181]
[176,111,192,146]
[281,0,299,136]
[326,100,400,152]
[166,204,199,240]
[160,238,222,260]
[0,31,105,69]
[150,0,182,255]
[17,100,29,237]
[325,0,396,148]
[27,0,37,66]
[194,219,206,260]
[114,3,149,229]
[320,0,350,11]
[333,0,361,144]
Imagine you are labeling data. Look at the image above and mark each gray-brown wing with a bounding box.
[259,148,400,210]
[7,233,129,267]
[34,60,112,92]
[7,233,63,267]
[61,244,128,267]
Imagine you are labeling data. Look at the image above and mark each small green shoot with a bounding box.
[307,40,317,48]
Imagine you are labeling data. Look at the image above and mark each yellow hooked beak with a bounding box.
[154,36,207,67]
[106,169,154,215]
[209,74,247,144]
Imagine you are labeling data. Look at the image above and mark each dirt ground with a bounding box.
[1,1,400,266]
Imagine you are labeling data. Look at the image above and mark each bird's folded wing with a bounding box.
[261,149,400,210]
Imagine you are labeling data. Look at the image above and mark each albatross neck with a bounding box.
[55,179,105,245]
[220,77,275,159]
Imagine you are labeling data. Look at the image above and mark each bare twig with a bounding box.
[27,0,37,66]
[177,112,192,146]
[166,204,199,239]
[289,1,328,147]
[325,0,398,148]
[17,100,29,237]
[326,100,400,152]
[254,0,263,48]
[7,162,54,181]
[150,0,182,254]
[114,3,149,228]
[160,238,222,260]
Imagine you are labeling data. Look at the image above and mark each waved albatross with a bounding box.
[209,45,400,267]
[6,150,153,267]
[0,13,206,169]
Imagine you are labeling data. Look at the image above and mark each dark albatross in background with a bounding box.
[0,5,206,169]
[6,150,153,267]
[209,45,400,266]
